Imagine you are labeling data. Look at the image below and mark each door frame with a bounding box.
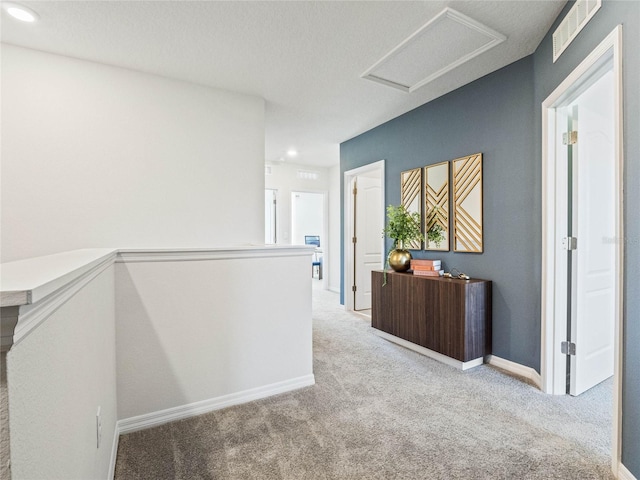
[540,25,623,473]
[343,160,385,311]
[265,188,278,244]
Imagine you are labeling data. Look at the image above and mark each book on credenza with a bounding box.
[411,265,441,271]
[411,259,441,266]
[411,261,441,270]
[413,270,444,277]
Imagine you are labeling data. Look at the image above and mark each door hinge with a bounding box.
[352,236,357,244]
[352,285,357,292]
[561,341,576,355]
[353,186,357,195]
[563,130,578,145]
[562,236,577,250]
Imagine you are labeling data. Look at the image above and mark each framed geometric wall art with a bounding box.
[424,161,450,251]
[452,153,483,253]
[400,167,423,249]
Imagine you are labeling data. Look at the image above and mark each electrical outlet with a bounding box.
[96,407,102,449]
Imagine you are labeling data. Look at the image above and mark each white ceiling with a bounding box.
[1,1,565,167]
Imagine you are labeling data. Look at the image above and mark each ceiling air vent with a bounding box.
[361,8,506,93]
[553,0,601,63]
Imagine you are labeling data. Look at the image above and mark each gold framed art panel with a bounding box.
[452,153,483,253]
[400,167,422,249]
[424,161,450,251]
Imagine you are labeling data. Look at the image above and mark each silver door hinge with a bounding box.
[561,341,576,355]
[562,237,577,250]
[563,131,578,145]
[352,285,357,292]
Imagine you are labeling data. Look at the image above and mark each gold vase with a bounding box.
[388,249,412,272]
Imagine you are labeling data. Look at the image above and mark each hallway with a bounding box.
[115,287,613,479]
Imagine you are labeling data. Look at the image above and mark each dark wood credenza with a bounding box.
[371,270,492,369]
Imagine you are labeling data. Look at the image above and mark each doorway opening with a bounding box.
[343,160,385,312]
[291,191,327,287]
[541,26,623,474]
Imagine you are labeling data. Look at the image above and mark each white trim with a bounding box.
[618,463,638,480]
[117,374,315,435]
[108,423,120,480]
[486,355,543,390]
[116,245,313,263]
[374,330,483,371]
[1,246,311,307]
[343,160,385,311]
[540,25,623,473]
[611,25,625,477]
[0,248,117,307]
[1,245,315,349]
[12,257,114,347]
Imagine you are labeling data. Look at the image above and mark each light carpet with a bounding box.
[115,286,613,479]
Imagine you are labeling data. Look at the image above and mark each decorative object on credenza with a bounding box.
[411,259,444,277]
[401,168,423,250]
[424,161,450,251]
[382,205,424,273]
[452,153,483,253]
[388,249,412,273]
[443,268,471,280]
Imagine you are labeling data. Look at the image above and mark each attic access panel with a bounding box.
[361,8,506,93]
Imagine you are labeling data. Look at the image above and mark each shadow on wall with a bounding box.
[115,264,188,420]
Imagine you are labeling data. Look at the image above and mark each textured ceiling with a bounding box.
[1,1,566,167]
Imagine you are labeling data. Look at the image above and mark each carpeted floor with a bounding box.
[115,285,613,479]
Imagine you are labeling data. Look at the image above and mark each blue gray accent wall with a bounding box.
[341,56,538,367]
[532,1,639,475]
[340,1,639,474]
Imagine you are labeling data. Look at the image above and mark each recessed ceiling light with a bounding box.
[4,3,39,22]
[287,149,298,157]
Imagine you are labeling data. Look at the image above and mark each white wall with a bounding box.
[7,266,117,480]
[328,165,341,293]
[115,250,313,421]
[2,246,314,478]
[265,161,331,246]
[1,45,265,263]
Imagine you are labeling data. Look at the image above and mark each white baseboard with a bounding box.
[374,330,483,370]
[108,425,120,480]
[486,355,542,390]
[117,374,315,435]
[618,463,638,480]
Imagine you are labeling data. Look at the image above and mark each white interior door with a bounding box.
[568,69,615,396]
[354,175,382,310]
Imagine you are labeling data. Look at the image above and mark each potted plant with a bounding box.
[426,206,446,248]
[382,205,424,272]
